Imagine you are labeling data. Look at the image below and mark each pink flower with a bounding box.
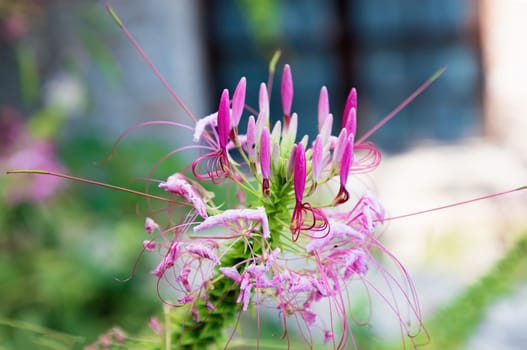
[191,90,232,183]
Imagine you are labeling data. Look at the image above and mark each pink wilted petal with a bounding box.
[193,112,217,142]
[152,242,180,277]
[318,86,330,130]
[343,249,368,279]
[177,295,195,305]
[159,173,208,218]
[302,310,317,327]
[143,240,156,251]
[186,243,219,264]
[342,87,357,131]
[145,217,159,234]
[324,331,334,344]
[293,143,306,203]
[193,207,270,238]
[219,267,242,282]
[231,77,246,129]
[149,317,163,335]
[288,273,313,293]
[238,274,253,311]
[281,64,293,118]
[217,89,231,149]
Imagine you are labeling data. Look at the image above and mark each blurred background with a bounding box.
[0,0,526,349]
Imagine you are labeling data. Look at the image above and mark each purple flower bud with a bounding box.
[217,89,230,149]
[231,77,246,130]
[281,64,293,120]
[318,86,329,130]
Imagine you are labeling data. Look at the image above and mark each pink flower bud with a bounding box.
[246,115,257,163]
[334,134,354,205]
[282,113,297,153]
[311,135,323,184]
[258,83,269,123]
[294,143,306,203]
[260,127,271,196]
[340,134,354,186]
[332,128,348,170]
[217,89,230,149]
[344,107,357,136]
[281,64,293,119]
[319,113,333,146]
[231,77,246,130]
[287,144,298,179]
[342,87,357,131]
[318,86,329,130]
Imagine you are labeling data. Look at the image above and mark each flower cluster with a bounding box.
[142,64,423,348]
[1,107,65,205]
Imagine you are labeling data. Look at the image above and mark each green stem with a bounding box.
[167,241,246,349]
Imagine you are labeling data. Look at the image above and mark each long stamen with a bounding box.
[6,170,180,203]
[105,4,197,122]
[357,65,447,144]
[383,185,527,221]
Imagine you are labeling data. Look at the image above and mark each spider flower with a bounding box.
[139,63,424,349]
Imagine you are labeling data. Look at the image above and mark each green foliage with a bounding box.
[421,233,527,350]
